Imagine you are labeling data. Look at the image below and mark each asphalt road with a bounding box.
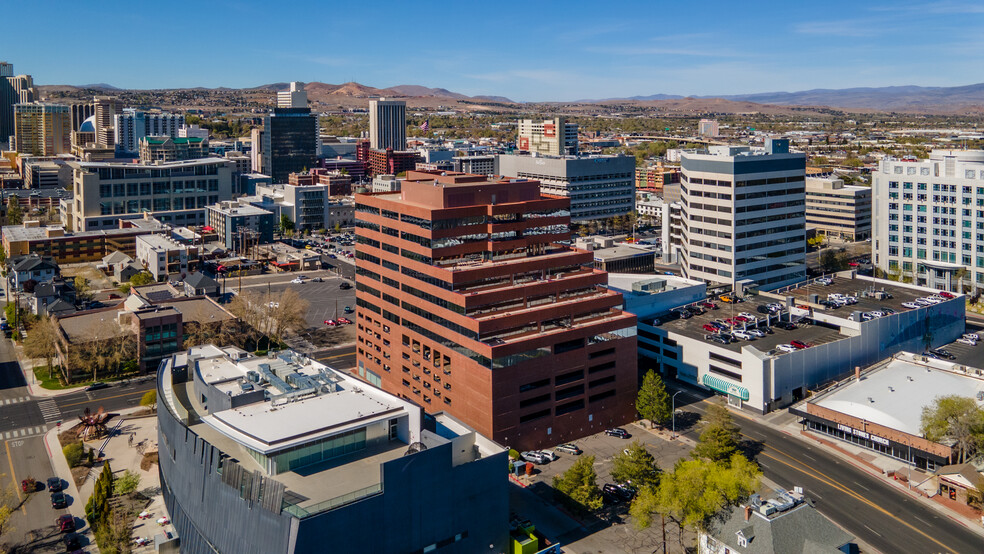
[675,389,984,554]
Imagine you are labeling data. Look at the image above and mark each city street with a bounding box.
[673,388,984,554]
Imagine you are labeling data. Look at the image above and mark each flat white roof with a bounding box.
[814,356,984,436]
[607,272,704,293]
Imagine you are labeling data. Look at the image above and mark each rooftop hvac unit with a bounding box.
[758,504,776,516]
[246,370,260,383]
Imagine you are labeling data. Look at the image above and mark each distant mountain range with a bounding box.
[596,83,984,111]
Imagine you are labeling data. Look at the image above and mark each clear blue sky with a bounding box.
[4,0,983,102]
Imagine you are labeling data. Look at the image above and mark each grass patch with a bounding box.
[33,365,72,390]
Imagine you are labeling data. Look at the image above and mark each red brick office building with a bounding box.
[354,170,637,450]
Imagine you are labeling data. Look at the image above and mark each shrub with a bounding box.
[63,442,84,467]
[113,470,140,496]
[508,448,520,460]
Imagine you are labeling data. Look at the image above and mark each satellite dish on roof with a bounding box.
[404,442,427,456]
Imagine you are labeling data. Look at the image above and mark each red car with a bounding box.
[337,317,353,325]
[789,340,810,349]
[938,291,955,299]
[724,318,737,326]
[324,319,338,326]
[700,302,718,310]
[57,514,75,533]
[20,478,38,493]
[734,316,749,323]
[702,324,718,332]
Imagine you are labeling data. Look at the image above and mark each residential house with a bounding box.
[936,463,984,504]
[182,272,219,297]
[29,279,76,316]
[7,254,59,290]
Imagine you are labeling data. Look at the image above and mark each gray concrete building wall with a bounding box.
[496,153,635,222]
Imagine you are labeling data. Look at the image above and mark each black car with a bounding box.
[932,349,956,360]
[602,483,624,503]
[605,428,630,439]
[85,382,109,392]
[339,282,352,290]
[312,277,324,282]
[775,321,797,330]
[63,533,81,551]
[51,491,67,509]
[923,351,942,360]
[47,477,63,492]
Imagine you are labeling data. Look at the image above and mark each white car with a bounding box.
[963,333,980,341]
[539,449,558,461]
[921,297,941,304]
[732,331,754,340]
[844,296,858,305]
[868,311,884,318]
[901,302,920,309]
[776,344,798,353]
[747,329,767,338]
[268,302,280,309]
[914,298,933,306]
[291,278,305,284]
[738,312,757,321]
[957,337,978,346]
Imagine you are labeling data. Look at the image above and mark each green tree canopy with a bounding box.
[692,404,742,464]
[73,275,92,303]
[611,441,660,490]
[631,454,761,532]
[279,214,295,234]
[637,369,672,428]
[140,390,157,411]
[921,395,984,464]
[552,455,603,513]
[129,271,155,287]
[6,198,23,225]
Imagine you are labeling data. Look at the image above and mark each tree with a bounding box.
[692,404,741,464]
[24,315,59,379]
[268,288,309,346]
[611,441,660,489]
[73,275,92,304]
[129,271,155,287]
[637,369,672,428]
[63,442,84,467]
[279,214,295,235]
[0,483,20,541]
[632,454,761,534]
[921,395,984,464]
[819,248,845,273]
[140,390,157,412]
[113,470,140,496]
[552,455,603,513]
[6,197,22,225]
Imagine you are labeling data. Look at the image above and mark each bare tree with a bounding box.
[269,288,309,346]
[24,316,60,379]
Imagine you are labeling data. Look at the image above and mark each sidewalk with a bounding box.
[43,426,96,551]
[733,404,984,538]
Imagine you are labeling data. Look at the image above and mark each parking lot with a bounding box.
[932,320,984,368]
[261,272,357,347]
[511,421,699,553]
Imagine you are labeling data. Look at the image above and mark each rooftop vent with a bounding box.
[868,397,875,403]
[907,376,914,381]
[888,387,894,392]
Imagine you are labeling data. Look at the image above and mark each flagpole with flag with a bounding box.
[420,120,429,131]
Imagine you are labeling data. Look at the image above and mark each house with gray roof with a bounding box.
[699,492,854,554]
[29,278,76,316]
[182,271,219,297]
[7,254,60,290]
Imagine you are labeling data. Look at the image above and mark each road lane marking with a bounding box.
[854,481,870,491]
[5,439,25,514]
[863,524,882,538]
[759,449,955,554]
[801,453,817,462]
[57,389,149,410]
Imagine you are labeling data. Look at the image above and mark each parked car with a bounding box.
[337,317,353,325]
[719,294,735,303]
[343,306,354,313]
[747,329,767,338]
[938,291,956,299]
[732,331,754,341]
[339,282,352,290]
[957,337,978,346]
[700,301,718,310]
[63,533,81,551]
[57,514,75,533]
[672,309,692,319]
[555,443,582,455]
[324,319,338,326]
[605,428,630,439]
[312,277,324,282]
[47,477,63,492]
[20,478,39,493]
[963,333,980,341]
[708,335,729,345]
[520,451,550,464]
[776,344,798,353]
[290,278,305,284]
[50,491,67,509]
[901,301,920,309]
[775,321,796,330]
[539,450,558,461]
[789,340,810,349]
[932,349,956,360]
[84,382,109,392]
[923,351,942,360]
[702,324,719,333]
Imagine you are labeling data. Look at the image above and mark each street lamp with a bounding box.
[671,390,683,439]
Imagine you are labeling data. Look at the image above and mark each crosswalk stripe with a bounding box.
[12,430,19,438]
[3,432,8,439]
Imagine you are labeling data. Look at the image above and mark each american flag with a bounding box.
[419,120,429,131]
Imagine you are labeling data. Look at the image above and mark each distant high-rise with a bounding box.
[115,109,183,154]
[277,82,308,109]
[368,98,406,150]
[13,103,71,156]
[698,119,719,137]
[93,96,122,148]
[670,140,807,290]
[0,62,36,147]
[261,108,318,184]
[517,117,578,156]
[70,102,95,132]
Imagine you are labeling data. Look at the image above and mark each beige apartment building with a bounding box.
[517,117,578,156]
[13,103,71,156]
[805,176,871,241]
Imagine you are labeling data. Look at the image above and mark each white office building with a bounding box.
[369,98,406,151]
[674,140,806,290]
[277,81,308,109]
[114,109,183,154]
[873,149,984,292]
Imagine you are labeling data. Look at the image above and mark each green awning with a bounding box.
[701,374,749,401]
